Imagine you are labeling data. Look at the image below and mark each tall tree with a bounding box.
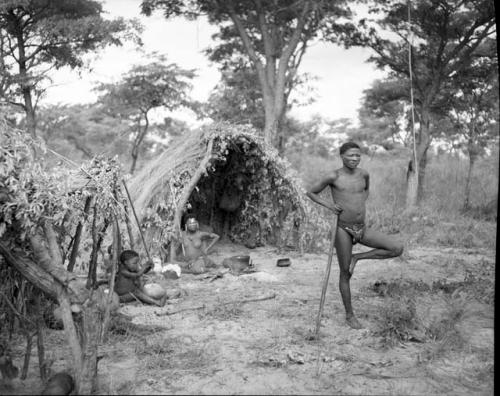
[0,0,141,138]
[359,0,496,207]
[96,55,196,174]
[445,39,499,209]
[141,0,356,149]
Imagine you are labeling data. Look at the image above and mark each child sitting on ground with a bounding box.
[114,250,167,307]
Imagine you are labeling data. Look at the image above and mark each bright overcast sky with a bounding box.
[44,0,386,125]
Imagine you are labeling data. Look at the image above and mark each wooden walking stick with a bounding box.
[122,179,152,263]
[314,214,338,340]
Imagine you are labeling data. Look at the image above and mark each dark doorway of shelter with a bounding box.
[187,147,251,244]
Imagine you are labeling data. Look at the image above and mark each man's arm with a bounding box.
[306,174,342,214]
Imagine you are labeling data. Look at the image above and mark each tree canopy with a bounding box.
[141,0,357,150]
[96,55,196,173]
[0,0,142,137]
[358,0,496,206]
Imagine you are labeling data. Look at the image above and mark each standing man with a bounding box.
[307,142,403,329]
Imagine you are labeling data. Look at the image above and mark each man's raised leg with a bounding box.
[350,228,404,275]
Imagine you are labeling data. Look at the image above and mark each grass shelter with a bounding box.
[128,122,308,259]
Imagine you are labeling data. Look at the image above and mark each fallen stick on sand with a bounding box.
[155,292,277,316]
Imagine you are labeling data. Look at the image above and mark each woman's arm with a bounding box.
[201,232,220,254]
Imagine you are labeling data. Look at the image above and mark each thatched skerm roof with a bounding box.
[128,122,307,255]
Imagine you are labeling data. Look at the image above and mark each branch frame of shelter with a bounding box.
[0,118,144,393]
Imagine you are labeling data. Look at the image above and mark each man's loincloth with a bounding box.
[338,220,365,245]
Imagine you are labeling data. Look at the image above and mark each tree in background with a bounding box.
[141,0,357,150]
[284,115,355,158]
[204,58,316,151]
[444,39,499,210]
[359,0,496,207]
[36,104,132,166]
[0,0,141,138]
[205,65,266,131]
[96,55,196,174]
[353,79,410,148]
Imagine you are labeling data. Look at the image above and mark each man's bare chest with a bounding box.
[332,173,366,193]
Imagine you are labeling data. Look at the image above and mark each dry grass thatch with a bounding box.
[128,122,307,254]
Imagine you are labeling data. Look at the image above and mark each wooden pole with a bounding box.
[314,215,338,339]
[67,196,92,272]
[100,215,120,341]
[122,179,152,262]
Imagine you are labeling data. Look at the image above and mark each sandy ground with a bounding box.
[1,242,494,395]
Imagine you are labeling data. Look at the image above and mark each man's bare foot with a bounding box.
[349,257,358,275]
[346,315,363,329]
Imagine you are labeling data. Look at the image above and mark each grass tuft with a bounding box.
[198,302,243,321]
[374,295,424,348]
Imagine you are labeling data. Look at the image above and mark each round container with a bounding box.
[143,283,166,299]
[222,255,252,273]
[276,258,291,267]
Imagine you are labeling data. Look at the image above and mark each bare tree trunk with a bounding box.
[406,106,431,208]
[15,29,36,138]
[130,148,139,175]
[130,114,149,174]
[406,159,419,209]
[262,92,277,145]
[24,96,36,139]
[274,101,289,154]
[417,147,429,202]
[227,3,308,149]
[463,151,477,210]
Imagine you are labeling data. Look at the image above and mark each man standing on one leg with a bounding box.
[307,141,404,329]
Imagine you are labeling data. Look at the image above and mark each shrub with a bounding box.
[462,259,495,305]
[374,295,424,348]
[420,295,467,362]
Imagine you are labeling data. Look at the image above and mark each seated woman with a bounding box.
[173,217,220,274]
[114,250,167,307]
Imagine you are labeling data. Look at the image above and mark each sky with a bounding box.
[44,0,387,126]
